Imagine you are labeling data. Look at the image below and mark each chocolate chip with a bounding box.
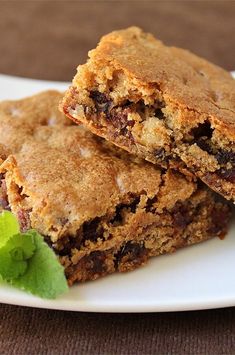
[146,196,158,212]
[171,202,193,228]
[196,138,213,154]
[110,197,140,225]
[120,127,129,137]
[191,121,213,140]
[90,91,109,105]
[90,91,112,115]
[106,107,132,130]
[58,218,105,256]
[207,207,229,235]
[155,148,165,160]
[114,242,147,269]
[82,217,104,243]
[154,148,169,162]
[129,197,140,212]
[110,205,124,224]
[57,233,84,256]
[90,252,106,273]
[43,235,54,249]
[86,251,107,274]
[154,108,164,119]
[217,168,235,183]
[215,150,235,165]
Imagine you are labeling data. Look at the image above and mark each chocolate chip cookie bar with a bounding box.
[0,92,230,284]
[61,27,235,201]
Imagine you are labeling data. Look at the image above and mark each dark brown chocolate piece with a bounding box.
[82,217,104,243]
[115,241,147,270]
[172,202,194,228]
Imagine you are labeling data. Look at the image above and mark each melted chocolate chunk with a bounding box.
[82,217,104,243]
[190,121,216,155]
[171,202,194,228]
[196,138,213,154]
[154,148,168,161]
[57,233,84,256]
[86,251,107,274]
[146,196,158,212]
[90,91,109,105]
[106,107,132,129]
[191,121,213,140]
[216,150,235,165]
[217,168,235,183]
[43,235,54,249]
[207,207,229,235]
[110,197,140,225]
[154,108,165,120]
[57,218,105,257]
[90,91,112,114]
[114,242,146,269]
[129,197,140,212]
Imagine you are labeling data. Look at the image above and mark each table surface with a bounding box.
[0,1,235,354]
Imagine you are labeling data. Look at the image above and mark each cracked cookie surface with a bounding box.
[61,27,235,201]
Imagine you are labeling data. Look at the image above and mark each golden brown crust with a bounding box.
[61,27,235,201]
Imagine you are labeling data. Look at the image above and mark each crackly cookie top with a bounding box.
[72,26,235,139]
[1,124,196,241]
[0,90,72,156]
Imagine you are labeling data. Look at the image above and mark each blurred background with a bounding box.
[0,1,234,81]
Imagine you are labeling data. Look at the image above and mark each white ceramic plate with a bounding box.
[0,73,235,313]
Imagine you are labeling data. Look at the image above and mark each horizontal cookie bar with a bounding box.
[0,92,230,284]
[61,27,235,201]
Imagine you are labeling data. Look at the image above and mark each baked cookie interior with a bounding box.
[61,27,235,201]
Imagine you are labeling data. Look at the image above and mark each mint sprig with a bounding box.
[0,233,35,280]
[0,211,68,299]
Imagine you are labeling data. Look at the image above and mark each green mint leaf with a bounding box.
[0,211,68,299]
[0,211,20,247]
[0,233,35,280]
[13,230,68,299]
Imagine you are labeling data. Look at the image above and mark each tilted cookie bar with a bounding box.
[61,27,235,201]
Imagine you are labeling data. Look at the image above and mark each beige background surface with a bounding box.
[0,1,235,354]
[0,1,234,81]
